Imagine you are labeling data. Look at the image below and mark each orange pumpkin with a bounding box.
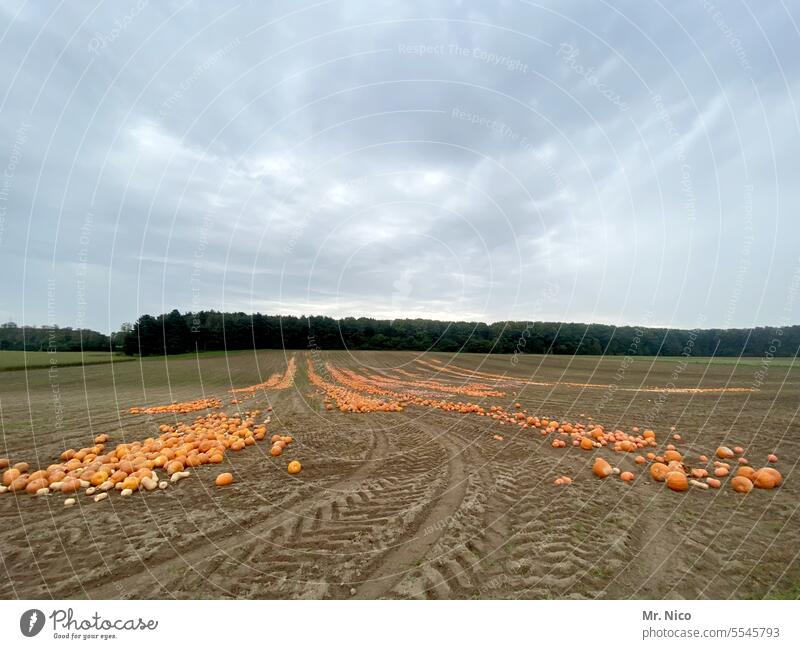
[166,461,184,476]
[2,468,21,486]
[706,477,721,489]
[8,476,28,492]
[270,444,283,457]
[620,471,634,482]
[731,476,753,493]
[649,462,670,482]
[663,450,682,463]
[716,446,734,459]
[580,437,594,450]
[767,453,778,463]
[215,472,234,486]
[60,478,81,493]
[592,458,612,478]
[752,467,782,489]
[736,466,755,480]
[90,471,109,486]
[121,476,140,491]
[287,460,302,475]
[25,478,49,494]
[0,458,10,470]
[666,471,688,492]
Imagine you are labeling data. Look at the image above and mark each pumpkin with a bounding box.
[634,455,646,465]
[270,434,282,444]
[735,466,755,480]
[8,475,27,491]
[716,446,734,459]
[666,471,688,492]
[663,450,682,463]
[3,468,21,486]
[706,477,721,489]
[592,458,612,478]
[215,472,234,486]
[619,440,635,453]
[752,467,782,489]
[714,467,729,477]
[667,461,685,473]
[733,446,744,455]
[270,444,283,457]
[0,458,9,470]
[25,478,49,495]
[90,471,109,486]
[767,453,778,463]
[287,460,302,475]
[730,476,753,493]
[620,471,634,482]
[580,437,594,450]
[121,476,140,491]
[60,478,81,493]
[649,462,670,482]
[13,462,29,473]
[166,461,184,475]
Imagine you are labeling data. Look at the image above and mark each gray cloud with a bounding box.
[1,0,798,331]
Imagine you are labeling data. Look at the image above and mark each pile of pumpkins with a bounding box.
[313,362,787,496]
[584,434,782,494]
[357,368,505,398]
[128,397,222,415]
[308,360,404,413]
[319,364,594,435]
[230,356,297,401]
[1,407,303,504]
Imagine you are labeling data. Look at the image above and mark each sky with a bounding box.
[0,0,798,333]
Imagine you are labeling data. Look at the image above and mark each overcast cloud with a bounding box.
[1,0,798,332]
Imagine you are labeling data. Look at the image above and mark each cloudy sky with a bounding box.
[1,0,798,333]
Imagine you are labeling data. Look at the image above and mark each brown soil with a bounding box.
[1,350,798,599]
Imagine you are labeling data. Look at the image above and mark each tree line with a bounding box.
[115,310,798,358]
[0,323,110,352]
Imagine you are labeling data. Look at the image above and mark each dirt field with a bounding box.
[0,350,132,372]
[1,350,798,599]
